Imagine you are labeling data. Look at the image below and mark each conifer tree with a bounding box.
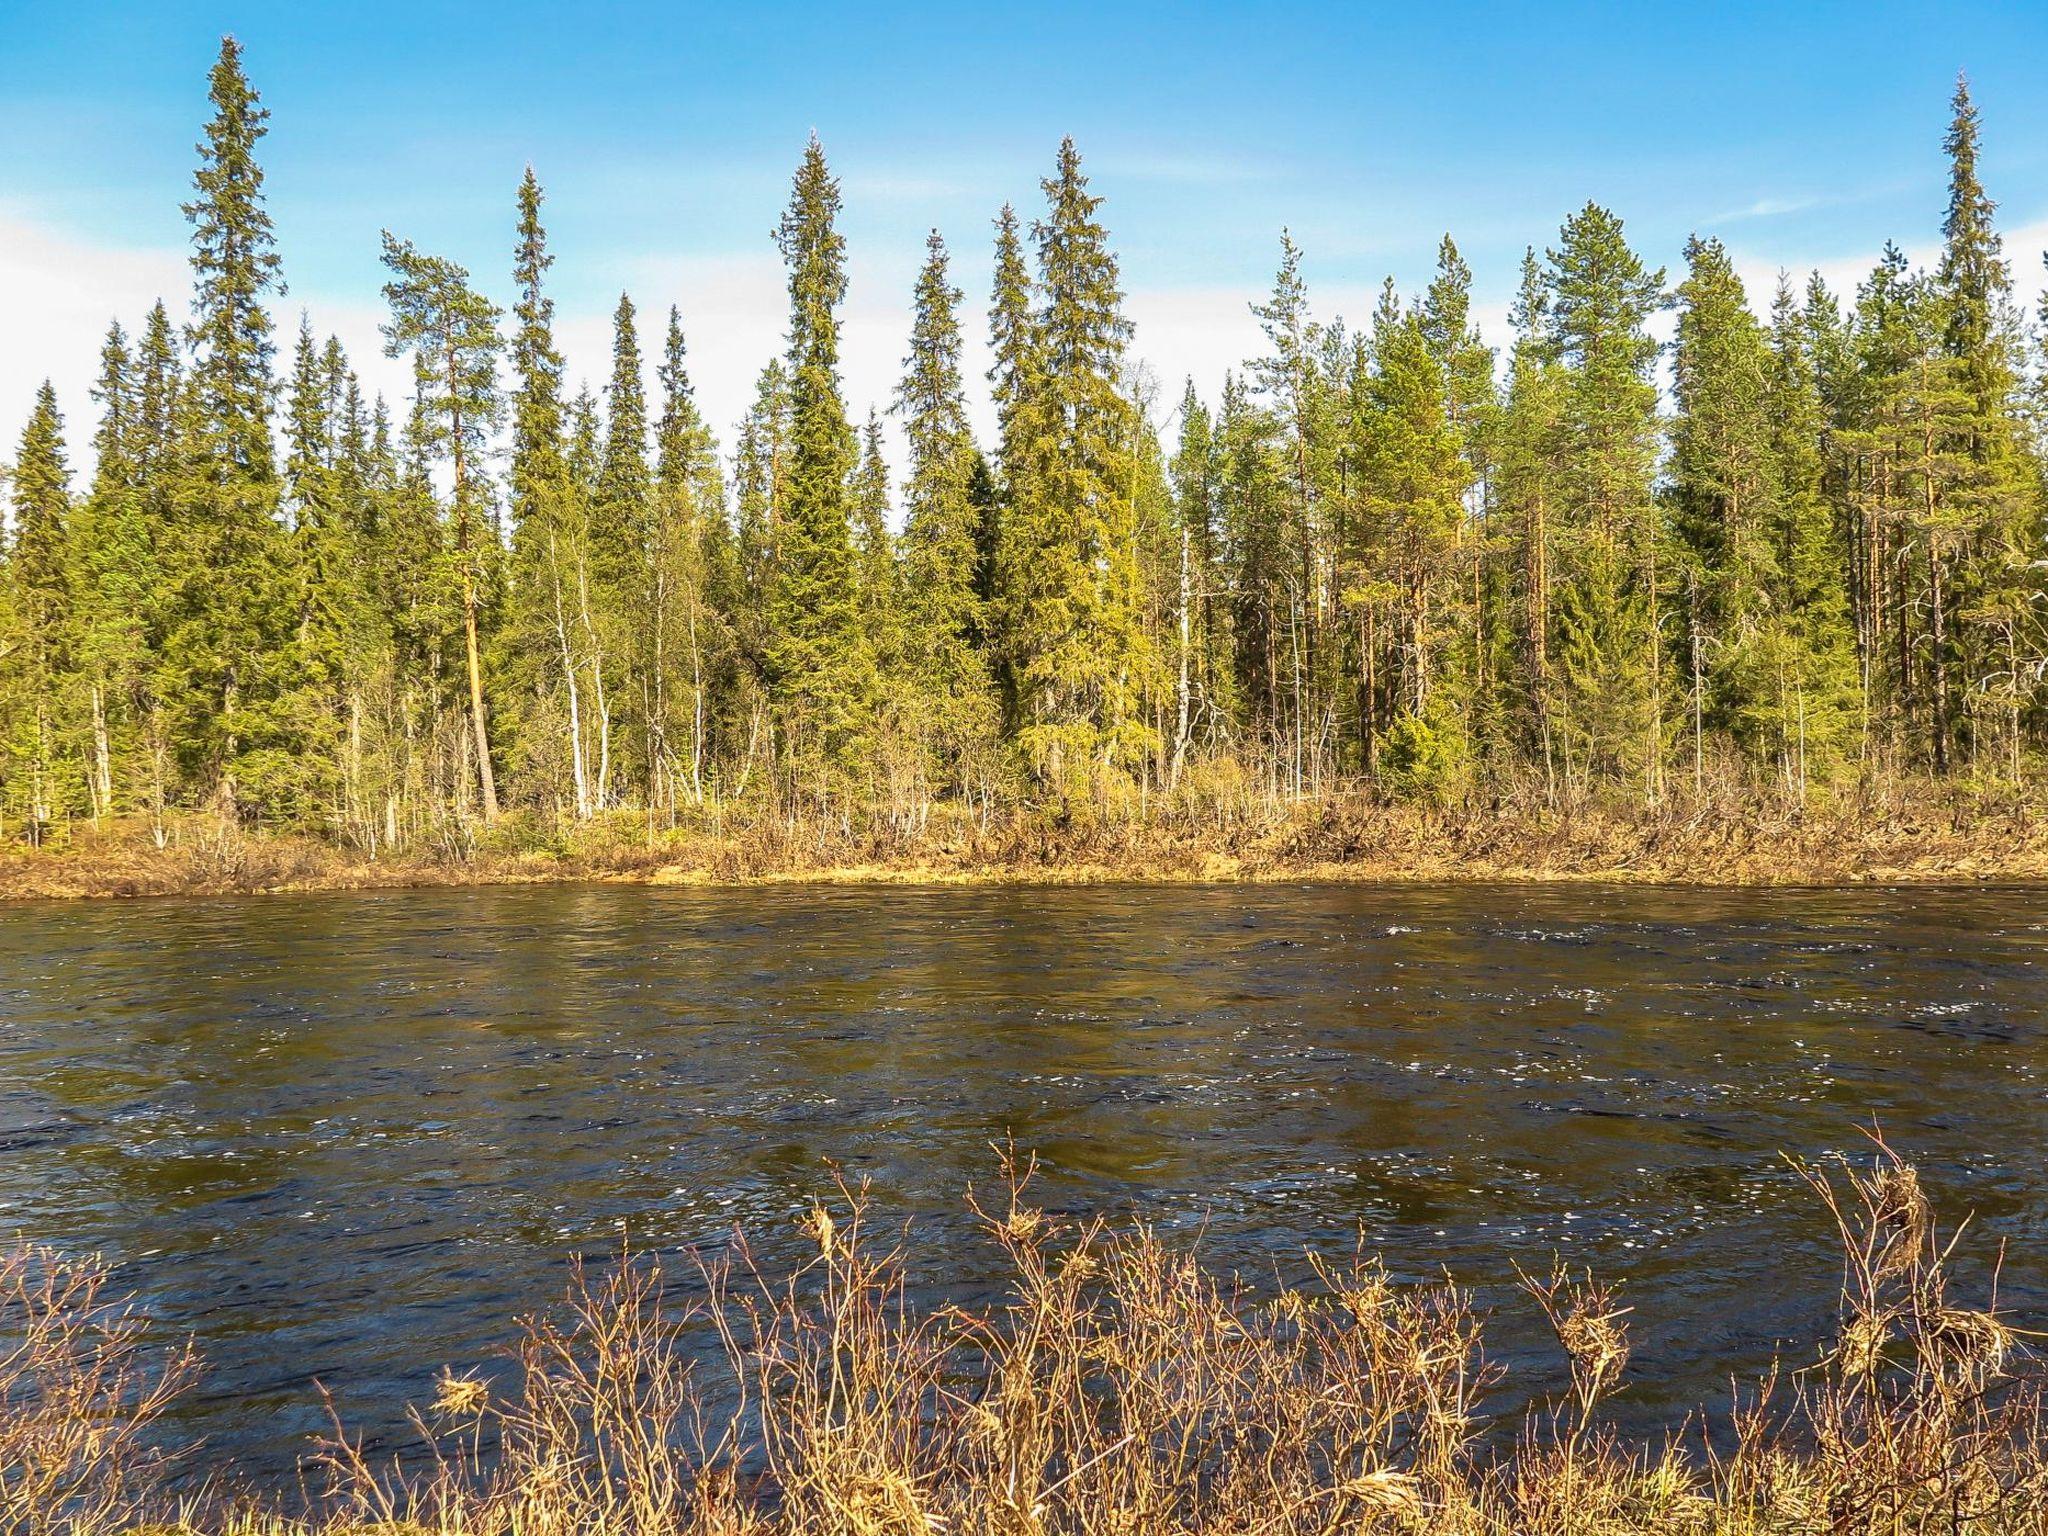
[1669,235,1776,777]
[184,36,281,485]
[381,234,505,821]
[5,385,73,840]
[767,136,869,787]
[1353,289,1474,799]
[894,230,995,797]
[1933,74,2037,772]
[281,316,358,819]
[1493,251,1568,771]
[1166,379,1232,780]
[1543,204,1666,793]
[651,306,726,808]
[503,168,598,818]
[731,357,792,723]
[1250,233,1340,786]
[1218,369,1289,755]
[173,34,299,816]
[1762,276,1860,789]
[998,138,1155,798]
[594,291,652,807]
[68,324,157,823]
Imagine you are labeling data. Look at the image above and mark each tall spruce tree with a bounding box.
[5,385,73,840]
[997,138,1155,799]
[766,136,869,787]
[173,34,299,817]
[1933,74,2037,773]
[1543,203,1666,793]
[651,306,726,809]
[894,230,995,797]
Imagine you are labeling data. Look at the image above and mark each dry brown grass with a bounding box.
[6,773,2048,899]
[8,1143,2048,1534]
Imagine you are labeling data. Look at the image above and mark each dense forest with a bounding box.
[3,39,2045,858]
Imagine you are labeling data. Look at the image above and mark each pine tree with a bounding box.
[1250,233,1340,786]
[380,233,505,821]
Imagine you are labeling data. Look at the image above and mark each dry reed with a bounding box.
[6,1143,2047,1535]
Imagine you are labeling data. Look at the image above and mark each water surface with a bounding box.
[2,881,2044,1475]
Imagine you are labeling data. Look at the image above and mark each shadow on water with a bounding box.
[1,880,2046,1474]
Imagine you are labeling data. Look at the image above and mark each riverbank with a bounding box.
[4,785,2046,898]
[6,1148,2040,1536]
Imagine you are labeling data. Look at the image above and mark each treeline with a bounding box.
[4,41,2046,853]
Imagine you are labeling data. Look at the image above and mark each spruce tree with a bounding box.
[894,229,995,796]
[1668,235,1776,778]
[5,385,73,840]
[1353,291,1473,800]
[173,34,299,817]
[1166,379,1232,778]
[1543,203,1666,793]
[503,168,598,819]
[587,291,652,808]
[1933,75,2038,772]
[767,136,869,787]
[651,305,727,808]
[998,138,1155,799]
[1496,249,1568,771]
[281,316,357,818]
[69,324,157,822]
[1250,233,1340,786]
[1762,276,1860,789]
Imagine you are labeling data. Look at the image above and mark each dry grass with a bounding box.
[7,1143,2048,1534]
[6,773,2048,899]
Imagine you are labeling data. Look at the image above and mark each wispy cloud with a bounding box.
[1094,150,1274,187]
[839,171,973,203]
[1716,194,1828,222]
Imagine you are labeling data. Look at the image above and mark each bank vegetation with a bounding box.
[3,1145,2046,1535]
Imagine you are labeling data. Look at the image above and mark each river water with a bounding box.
[1,881,2045,1476]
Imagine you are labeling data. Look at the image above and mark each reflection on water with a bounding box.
[2,881,2046,1475]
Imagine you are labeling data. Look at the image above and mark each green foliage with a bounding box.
[996,139,1158,802]
[766,137,871,789]
[896,230,998,795]
[8,50,2048,854]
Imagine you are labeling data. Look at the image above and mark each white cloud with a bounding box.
[22,201,2039,519]
[0,209,185,466]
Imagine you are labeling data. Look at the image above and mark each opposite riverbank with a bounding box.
[4,783,2046,898]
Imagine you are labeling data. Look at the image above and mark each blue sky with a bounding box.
[4,1,2048,467]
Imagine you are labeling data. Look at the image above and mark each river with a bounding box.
[1,881,2044,1476]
